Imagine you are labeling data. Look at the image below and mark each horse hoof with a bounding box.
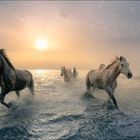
[106,104,116,110]
[102,101,116,110]
[116,107,120,111]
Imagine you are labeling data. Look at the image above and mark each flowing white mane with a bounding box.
[105,56,126,70]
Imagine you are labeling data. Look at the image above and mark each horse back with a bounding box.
[14,70,33,90]
[87,69,97,80]
[15,70,32,79]
[66,69,73,76]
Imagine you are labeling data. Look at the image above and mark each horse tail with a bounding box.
[30,77,34,94]
[25,70,35,95]
[73,68,78,78]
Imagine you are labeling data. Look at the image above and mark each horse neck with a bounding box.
[0,56,14,76]
[63,68,66,75]
[73,69,76,75]
[110,63,120,82]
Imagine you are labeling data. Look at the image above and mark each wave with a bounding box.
[0,125,34,140]
[46,114,83,125]
[63,111,140,140]
[0,70,139,140]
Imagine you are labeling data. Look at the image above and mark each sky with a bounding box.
[0,1,140,70]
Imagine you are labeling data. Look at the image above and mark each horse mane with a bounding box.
[105,56,119,69]
[0,49,15,70]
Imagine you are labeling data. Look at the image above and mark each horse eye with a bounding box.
[121,64,124,67]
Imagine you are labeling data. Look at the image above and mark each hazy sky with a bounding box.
[0,1,140,70]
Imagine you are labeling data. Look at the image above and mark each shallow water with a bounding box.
[0,70,140,140]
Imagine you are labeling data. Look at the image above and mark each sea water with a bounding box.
[0,70,139,140]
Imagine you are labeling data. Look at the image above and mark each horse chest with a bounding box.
[94,74,109,89]
[0,75,13,91]
[91,78,104,89]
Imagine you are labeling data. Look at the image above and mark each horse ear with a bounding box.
[120,56,123,61]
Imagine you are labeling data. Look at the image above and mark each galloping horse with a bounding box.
[61,66,73,81]
[85,56,132,109]
[0,49,34,108]
[72,67,78,78]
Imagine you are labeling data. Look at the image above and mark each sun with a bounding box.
[35,39,48,50]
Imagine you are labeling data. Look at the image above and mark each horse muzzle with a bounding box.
[127,73,132,79]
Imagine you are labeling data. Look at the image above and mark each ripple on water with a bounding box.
[0,70,139,140]
[0,125,33,139]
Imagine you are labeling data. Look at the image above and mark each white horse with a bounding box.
[85,56,133,109]
[61,66,73,81]
[72,67,78,78]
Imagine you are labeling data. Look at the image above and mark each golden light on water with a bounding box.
[35,39,48,50]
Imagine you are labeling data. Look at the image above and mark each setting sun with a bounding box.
[35,39,48,50]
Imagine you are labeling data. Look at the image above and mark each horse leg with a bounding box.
[106,88,119,110]
[85,77,96,99]
[15,90,20,98]
[102,96,112,109]
[1,100,11,108]
[28,79,35,96]
[0,92,11,108]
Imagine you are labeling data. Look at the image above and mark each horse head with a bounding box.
[118,56,132,79]
[0,49,16,88]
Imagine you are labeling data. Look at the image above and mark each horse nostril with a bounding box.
[127,73,132,78]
